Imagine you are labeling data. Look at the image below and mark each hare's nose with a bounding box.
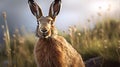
[41,29,47,33]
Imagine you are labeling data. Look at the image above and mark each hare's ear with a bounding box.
[49,0,61,20]
[28,0,43,19]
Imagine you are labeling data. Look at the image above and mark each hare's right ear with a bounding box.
[28,0,43,19]
[49,0,61,20]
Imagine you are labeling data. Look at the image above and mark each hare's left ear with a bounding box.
[49,0,61,20]
[28,0,43,19]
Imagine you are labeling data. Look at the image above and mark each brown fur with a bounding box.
[29,0,85,67]
[34,36,85,67]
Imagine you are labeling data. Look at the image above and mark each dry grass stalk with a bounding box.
[2,12,12,67]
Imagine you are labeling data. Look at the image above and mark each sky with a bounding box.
[0,0,120,32]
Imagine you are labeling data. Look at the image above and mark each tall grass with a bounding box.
[2,12,12,67]
[64,18,120,66]
[0,12,36,67]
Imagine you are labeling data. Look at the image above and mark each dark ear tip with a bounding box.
[55,0,61,2]
[28,0,34,3]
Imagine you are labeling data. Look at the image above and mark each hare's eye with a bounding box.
[37,21,39,24]
[37,19,41,24]
[37,22,39,25]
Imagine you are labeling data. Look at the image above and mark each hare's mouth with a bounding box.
[42,33,48,37]
[41,32,50,38]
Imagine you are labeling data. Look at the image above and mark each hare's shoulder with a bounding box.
[53,36,67,43]
[54,36,77,53]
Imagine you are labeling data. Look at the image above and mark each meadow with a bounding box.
[0,12,120,67]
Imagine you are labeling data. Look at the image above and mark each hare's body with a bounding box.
[28,0,85,67]
[34,36,85,67]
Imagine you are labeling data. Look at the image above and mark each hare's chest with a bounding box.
[34,40,65,67]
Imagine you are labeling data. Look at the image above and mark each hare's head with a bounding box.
[28,0,61,38]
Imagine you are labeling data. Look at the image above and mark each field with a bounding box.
[0,12,120,67]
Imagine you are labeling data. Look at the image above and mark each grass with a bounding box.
[0,12,36,67]
[65,18,120,66]
[0,12,120,67]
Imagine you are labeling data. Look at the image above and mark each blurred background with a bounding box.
[0,0,120,67]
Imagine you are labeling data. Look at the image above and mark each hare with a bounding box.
[28,0,85,67]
